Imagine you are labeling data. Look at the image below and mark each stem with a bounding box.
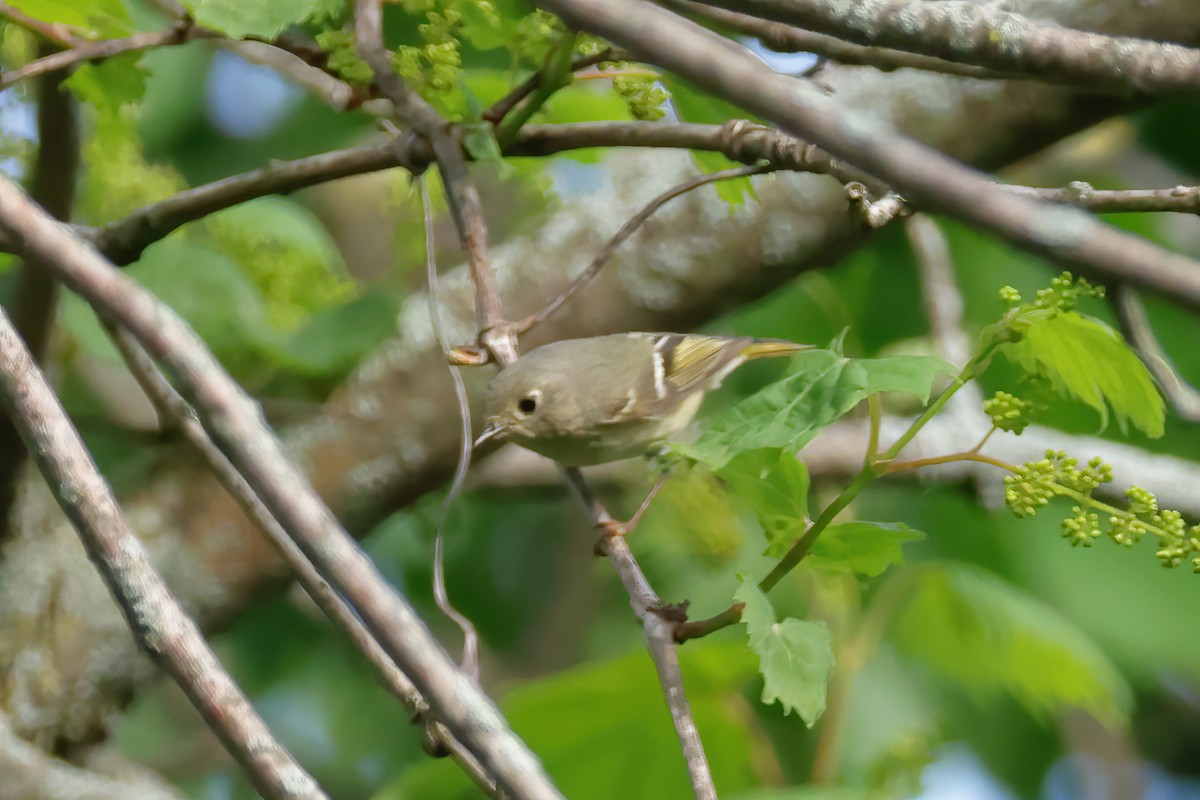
[881,451,1016,474]
[494,33,577,148]
[881,360,980,460]
[759,467,872,592]
[761,360,981,592]
[865,393,881,465]
[971,424,998,453]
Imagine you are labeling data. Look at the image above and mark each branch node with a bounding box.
[650,601,690,625]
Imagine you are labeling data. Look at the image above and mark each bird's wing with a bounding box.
[660,334,752,396]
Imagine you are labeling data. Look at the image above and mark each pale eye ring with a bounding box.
[517,396,538,415]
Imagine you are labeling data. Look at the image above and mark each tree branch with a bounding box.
[0,2,81,47]
[665,0,1011,80]
[106,325,504,798]
[0,20,204,92]
[0,714,186,800]
[561,468,717,800]
[0,4,1177,756]
[535,0,1200,311]
[354,0,506,343]
[0,173,559,800]
[348,7,724,787]
[0,43,79,541]
[0,309,325,800]
[515,162,777,333]
[696,0,1200,96]
[1112,286,1200,422]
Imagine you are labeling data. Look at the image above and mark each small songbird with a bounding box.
[475,332,811,466]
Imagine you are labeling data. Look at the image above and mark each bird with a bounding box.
[475,332,811,466]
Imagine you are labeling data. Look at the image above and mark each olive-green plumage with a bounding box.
[477,332,810,466]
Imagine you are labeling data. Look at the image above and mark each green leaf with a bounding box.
[206,197,352,331]
[736,579,835,725]
[719,448,809,557]
[63,53,148,115]
[378,644,761,800]
[677,349,955,468]
[806,521,925,577]
[459,0,530,51]
[6,0,131,36]
[462,121,503,164]
[1002,310,1164,437]
[892,562,1131,724]
[639,467,744,566]
[61,239,279,370]
[660,76,760,206]
[180,0,323,38]
[273,290,401,378]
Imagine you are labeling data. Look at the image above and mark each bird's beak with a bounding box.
[474,424,505,448]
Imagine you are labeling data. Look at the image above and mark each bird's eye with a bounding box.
[517,396,538,415]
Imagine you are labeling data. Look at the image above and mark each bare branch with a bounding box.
[484,47,625,124]
[535,0,1200,310]
[75,121,866,265]
[0,714,186,800]
[0,173,560,800]
[695,0,1200,96]
[1113,286,1200,422]
[0,311,325,800]
[0,21,204,91]
[515,162,778,333]
[215,38,360,111]
[106,325,503,798]
[0,2,81,47]
[354,0,507,345]
[666,0,1010,80]
[1012,182,1200,214]
[561,468,717,800]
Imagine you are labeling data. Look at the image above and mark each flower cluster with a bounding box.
[984,391,1032,435]
[1005,452,1200,570]
[612,75,668,121]
[999,271,1105,313]
[315,30,375,86]
[1004,451,1111,520]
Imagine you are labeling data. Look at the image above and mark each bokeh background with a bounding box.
[3,3,1200,798]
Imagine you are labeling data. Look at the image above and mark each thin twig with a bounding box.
[105,323,502,798]
[0,2,81,47]
[422,178,482,680]
[1113,285,1200,422]
[1010,182,1200,214]
[0,308,326,800]
[0,171,560,800]
[353,6,723,784]
[483,47,624,124]
[536,0,1200,310]
[0,21,205,91]
[562,468,718,800]
[515,162,777,332]
[355,0,509,348]
[65,122,861,266]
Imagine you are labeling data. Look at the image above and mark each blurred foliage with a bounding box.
[1,0,1199,799]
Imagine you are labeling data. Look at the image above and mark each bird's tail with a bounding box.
[740,338,815,360]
